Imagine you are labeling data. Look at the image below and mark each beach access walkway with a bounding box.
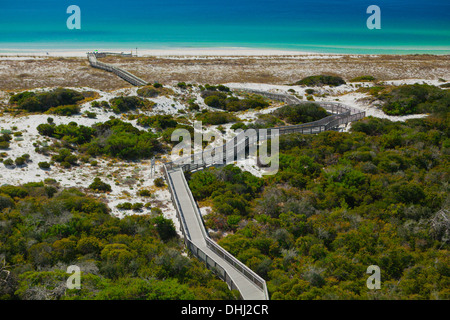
[87,55,366,299]
[87,52,147,86]
[163,91,365,300]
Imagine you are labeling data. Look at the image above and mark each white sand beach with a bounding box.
[0,47,325,58]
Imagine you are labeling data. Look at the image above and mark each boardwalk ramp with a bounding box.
[87,53,147,86]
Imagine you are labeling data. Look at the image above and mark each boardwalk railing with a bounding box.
[87,53,147,86]
[166,89,365,172]
[178,165,269,297]
[163,165,249,298]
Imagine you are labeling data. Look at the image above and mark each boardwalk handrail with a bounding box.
[184,237,244,296]
[163,165,249,299]
[204,237,268,296]
[177,166,269,296]
[163,165,191,241]
[87,52,147,86]
[167,89,365,172]
[178,168,209,239]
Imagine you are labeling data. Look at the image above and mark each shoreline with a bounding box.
[0,47,324,58]
[0,46,449,58]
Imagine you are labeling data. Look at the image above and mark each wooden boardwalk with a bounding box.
[164,90,365,300]
[87,56,365,299]
[87,53,147,86]
[166,90,365,173]
[165,168,267,300]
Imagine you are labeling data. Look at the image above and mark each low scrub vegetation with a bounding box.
[202,90,269,112]
[294,75,346,87]
[136,115,178,130]
[272,103,328,125]
[188,114,449,299]
[136,84,174,98]
[9,88,84,113]
[349,75,376,82]
[196,111,239,125]
[109,96,152,114]
[37,119,162,160]
[377,84,450,116]
[0,183,236,300]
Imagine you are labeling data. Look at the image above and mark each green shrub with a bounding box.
[0,194,14,210]
[154,177,165,188]
[295,75,346,87]
[153,215,177,241]
[138,189,152,197]
[204,95,224,108]
[0,133,12,150]
[203,84,230,92]
[0,185,29,198]
[51,148,78,167]
[189,105,200,112]
[100,101,110,108]
[196,111,239,125]
[177,82,187,89]
[9,88,84,112]
[38,161,51,169]
[46,105,80,116]
[37,122,95,145]
[379,84,449,116]
[230,122,248,130]
[60,161,71,168]
[203,91,269,112]
[109,96,146,113]
[349,75,376,82]
[88,177,112,192]
[137,86,159,98]
[37,119,161,161]
[247,114,284,129]
[85,111,97,119]
[136,115,177,130]
[44,186,58,198]
[217,85,230,92]
[14,157,26,166]
[117,202,133,210]
[272,103,328,125]
[390,182,426,204]
[132,203,144,211]
[3,158,14,167]
[0,141,9,150]
[85,119,161,160]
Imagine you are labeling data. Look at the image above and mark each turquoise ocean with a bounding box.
[0,0,449,54]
